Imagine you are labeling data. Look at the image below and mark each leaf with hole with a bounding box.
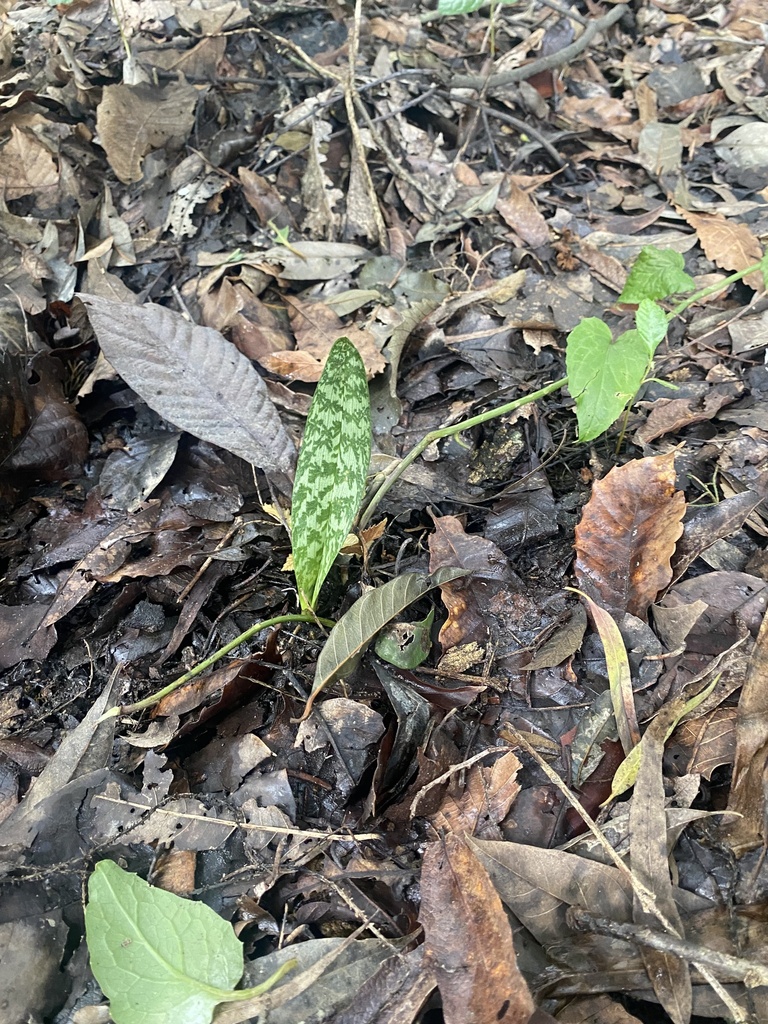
[76,294,296,482]
[565,320,651,442]
[292,337,371,611]
[301,568,467,719]
[85,860,293,1024]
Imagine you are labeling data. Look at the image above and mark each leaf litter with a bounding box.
[0,1,768,1022]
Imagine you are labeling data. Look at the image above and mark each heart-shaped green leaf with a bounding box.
[566,320,651,442]
[292,337,371,611]
[86,860,244,1024]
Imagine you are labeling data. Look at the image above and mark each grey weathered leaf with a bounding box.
[76,294,296,479]
[301,568,467,719]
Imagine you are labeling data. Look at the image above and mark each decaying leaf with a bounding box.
[574,452,686,619]
[420,834,534,1024]
[76,294,296,481]
[96,81,198,184]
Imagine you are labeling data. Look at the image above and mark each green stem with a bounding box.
[98,613,334,721]
[668,258,765,319]
[358,376,568,530]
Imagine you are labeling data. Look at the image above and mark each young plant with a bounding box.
[291,336,371,612]
[85,860,294,1024]
[101,245,768,721]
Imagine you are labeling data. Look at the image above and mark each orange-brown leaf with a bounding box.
[574,453,685,619]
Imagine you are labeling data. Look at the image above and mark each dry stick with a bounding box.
[569,910,766,998]
[448,4,628,93]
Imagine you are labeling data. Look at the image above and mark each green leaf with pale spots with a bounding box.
[292,337,372,612]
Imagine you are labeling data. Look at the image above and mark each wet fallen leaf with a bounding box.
[420,834,534,1024]
[574,453,685,619]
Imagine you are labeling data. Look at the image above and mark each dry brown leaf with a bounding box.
[284,295,385,379]
[0,126,58,199]
[96,81,197,184]
[428,514,516,650]
[574,453,685,619]
[725,607,768,854]
[76,294,296,478]
[678,208,763,291]
[430,750,522,838]
[634,381,743,444]
[420,834,534,1024]
[495,175,549,249]
[238,167,295,230]
[629,703,692,1024]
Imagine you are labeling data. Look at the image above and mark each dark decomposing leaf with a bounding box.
[76,294,296,482]
[574,452,686,619]
[420,834,534,1024]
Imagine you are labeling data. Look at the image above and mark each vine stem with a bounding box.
[358,376,568,530]
[97,613,335,722]
[668,258,765,319]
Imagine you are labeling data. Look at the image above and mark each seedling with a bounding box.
[101,244,768,721]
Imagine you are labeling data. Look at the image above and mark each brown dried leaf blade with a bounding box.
[574,452,685,619]
[76,294,296,479]
[420,833,534,1024]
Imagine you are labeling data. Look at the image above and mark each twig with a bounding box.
[448,4,628,93]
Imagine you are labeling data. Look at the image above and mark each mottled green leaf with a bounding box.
[302,568,467,718]
[292,337,371,611]
[566,320,651,442]
[618,246,694,303]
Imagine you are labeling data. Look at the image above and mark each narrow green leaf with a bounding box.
[301,568,467,719]
[606,673,720,804]
[85,860,244,1024]
[761,250,768,291]
[437,0,486,14]
[565,320,650,442]
[634,298,668,354]
[375,606,435,669]
[572,590,638,757]
[292,337,371,611]
[618,246,695,303]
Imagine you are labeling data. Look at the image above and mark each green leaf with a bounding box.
[437,0,486,14]
[634,298,668,355]
[761,250,768,290]
[618,246,695,303]
[85,860,245,1024]
[566,320,651,442]
[302,568,467,718]
[292,337,371,611]
[375,606,435,669]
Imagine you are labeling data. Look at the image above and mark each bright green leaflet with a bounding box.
[566,320,651,442]
[292,337,371,611]
[618,246,695,303]
[85,861,293,1024]
[635,298,668,355]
